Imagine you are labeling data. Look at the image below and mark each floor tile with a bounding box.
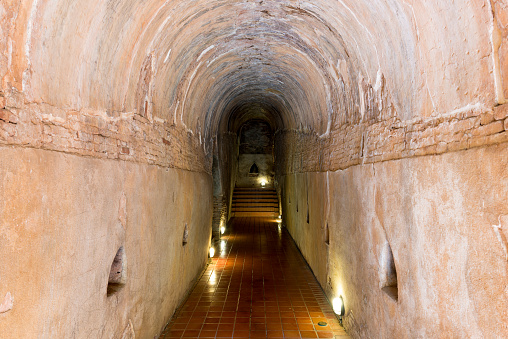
[160,217,349,338]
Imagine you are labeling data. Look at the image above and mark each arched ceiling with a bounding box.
[10,0,495,143]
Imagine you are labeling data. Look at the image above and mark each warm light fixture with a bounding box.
[209,246,215,258]
[333,296,345,316]
[276,215,282,223]
[220,226,225,235]
[260,179,267,187]
[333,295,345,325]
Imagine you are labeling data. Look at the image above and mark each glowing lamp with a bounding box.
[209,247,215,258]
[333,296,345,316]
[220,226,225,235]
[260,179,267,187]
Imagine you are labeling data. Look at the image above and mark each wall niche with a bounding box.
[379,241,398,301]
[236,120,275,188]
[107,246,126,297]
[249,163,259,176]
[324,223,330,245]
[182,223,189,245]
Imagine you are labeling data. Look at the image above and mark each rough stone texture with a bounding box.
[215,132,239,233]
[0,99,210,172]
[239,120,273,154]
[1,0,501,139]
[275,104,508,175]
[211,194,226,239]
[236,119,275,187]
[280,143,508,338]
[0,147,212,338]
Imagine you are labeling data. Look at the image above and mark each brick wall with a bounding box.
[211,194,227,240]
[0,90,211,173]
[276,103,508,174]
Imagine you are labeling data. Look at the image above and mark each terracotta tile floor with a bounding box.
[160,217,349,339]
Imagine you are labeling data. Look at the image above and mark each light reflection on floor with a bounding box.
[160,217,349,338]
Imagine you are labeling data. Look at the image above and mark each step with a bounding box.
[233,200,279,205]
[233,199,277,203]
[233,194,278,199]
[232,204,277,207]
[232,203,279,207]
[232,206,278,210]
[231,187,280,215]
[233,191,277,194]
[232,211,279,217]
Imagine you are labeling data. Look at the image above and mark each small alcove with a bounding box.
[182,223,189,246]
[107,246,126,297]
[324,223,330,245]
[248,163,259,177]
[380,241,398,301]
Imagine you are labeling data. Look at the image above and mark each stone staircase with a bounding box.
[231,187,279,217]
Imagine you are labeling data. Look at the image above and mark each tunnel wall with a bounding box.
[1,1,216,336]
[218,132,239,227]
[236,154,274,188]
[277,105,508,337]
[236,120,275,188]
[1,0,508,337]
[0,146,212,338]
[0,77,213,338]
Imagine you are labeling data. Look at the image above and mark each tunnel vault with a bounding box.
[1,0,508,338]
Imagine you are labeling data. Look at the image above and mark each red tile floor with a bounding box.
[159,217,349,339]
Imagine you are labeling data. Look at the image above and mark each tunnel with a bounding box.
[1,0,508,338]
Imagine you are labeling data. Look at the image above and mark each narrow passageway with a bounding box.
[160,217,349,339]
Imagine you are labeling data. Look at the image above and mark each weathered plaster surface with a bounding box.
[0,147,212,338]
[0,0,500,138]
[0,0,507,337]
[280,143,508,338]
[236,154,274,188]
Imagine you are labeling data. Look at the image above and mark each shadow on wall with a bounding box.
[379,241,398,301]
[107,246,127,297]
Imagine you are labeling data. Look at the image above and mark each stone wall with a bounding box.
[276,104,508,174]
[236,154,274,188]
[217,132,239,229]
[0,91,210,173]
[236,120,275,188]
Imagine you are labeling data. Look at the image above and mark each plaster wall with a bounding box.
[280,143,508,338]
[0,146,212,338]
[236,154,274,188]
[0,0,507,337]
